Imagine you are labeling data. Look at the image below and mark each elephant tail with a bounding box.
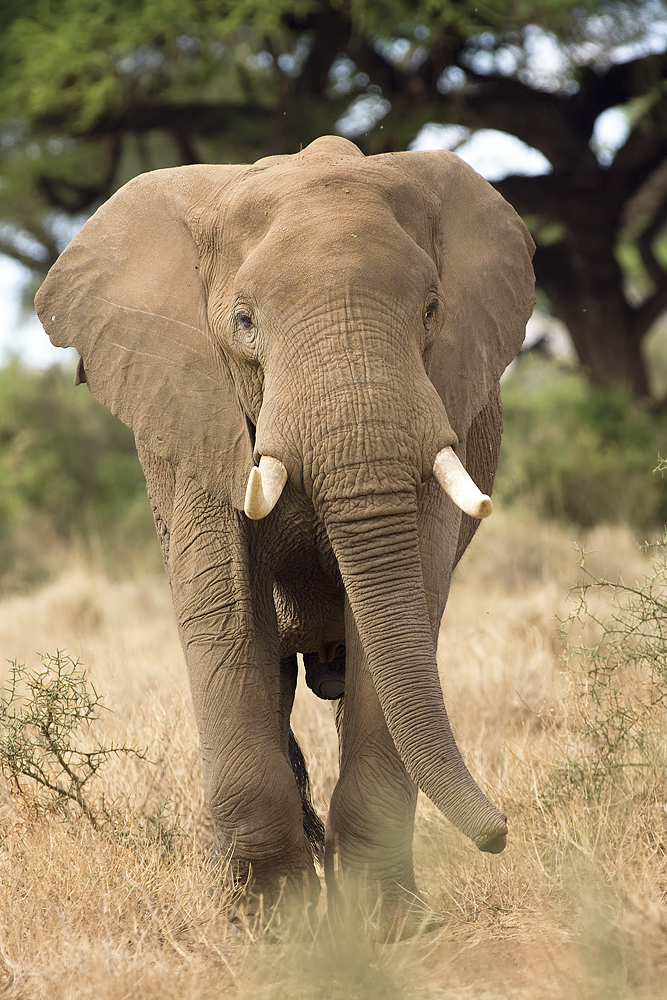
[288,729,325,865]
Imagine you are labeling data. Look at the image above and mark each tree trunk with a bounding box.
[535,239,650,397]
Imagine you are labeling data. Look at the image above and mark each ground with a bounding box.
[1,510,666,999]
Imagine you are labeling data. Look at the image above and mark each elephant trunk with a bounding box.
[254,340,506,849]
[318,475,507,852]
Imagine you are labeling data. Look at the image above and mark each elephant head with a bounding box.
[35,136,534,864]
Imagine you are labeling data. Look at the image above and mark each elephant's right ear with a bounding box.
[35,165,253,509]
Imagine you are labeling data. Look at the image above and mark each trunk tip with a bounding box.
[476,818,508,854]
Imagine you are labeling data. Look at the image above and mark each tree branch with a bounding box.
[609,115,667,199]
[0,241,48,271]
[494,172,568,218]
[453,75,598,170]
[172,129,200,165]
[348,36,402,96]
[296,3,351,97]
[418,47,667,180]
[37,177,102,214]
[637,187,667,290]
[634,281,667,340]
[576,50,667,119]
[38,101,274,144]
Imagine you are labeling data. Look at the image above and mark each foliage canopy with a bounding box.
[2,0,667,397]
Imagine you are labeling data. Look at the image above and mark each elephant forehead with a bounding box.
[222,158,436,260]
[236,213,439,308]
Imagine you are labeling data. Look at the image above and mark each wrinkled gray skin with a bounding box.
[35,136,535,936]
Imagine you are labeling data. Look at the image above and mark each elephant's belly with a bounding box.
[274,568,346,700]
[267,494,346,696]
[273,561,345,662]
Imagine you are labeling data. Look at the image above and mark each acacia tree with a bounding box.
[2,0,667,398]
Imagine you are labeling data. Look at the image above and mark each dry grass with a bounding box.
[1,511,667,998]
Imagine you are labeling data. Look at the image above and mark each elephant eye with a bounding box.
[423,301,438,324]
[235,312,257,350]
[236,313,254,331]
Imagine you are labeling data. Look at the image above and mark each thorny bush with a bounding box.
[554,530,667,804]
[0,650,145,826]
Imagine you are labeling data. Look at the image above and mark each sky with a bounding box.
[0,257,75,367]
[0,104,630,368]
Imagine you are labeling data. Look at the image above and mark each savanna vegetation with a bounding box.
[0,360,158,592]
[2,507,667,997]
[496,354,667,531]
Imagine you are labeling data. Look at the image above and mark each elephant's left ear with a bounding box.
[35,164,253,510]
[393,151,535,438]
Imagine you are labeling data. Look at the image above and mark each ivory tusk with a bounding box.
[433,447,493,519]
[244,456,288,520]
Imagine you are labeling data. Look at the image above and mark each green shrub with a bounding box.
[497,357,667,531]
[0,358,158,585]
[0,359,148,535]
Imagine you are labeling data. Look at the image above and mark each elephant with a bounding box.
[35,135,535,936]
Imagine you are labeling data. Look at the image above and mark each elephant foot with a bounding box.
[303,646,345,700]
[228,882,320,941]
[327,871,439,942]
[369,886,441,942]
[209,847,321,939]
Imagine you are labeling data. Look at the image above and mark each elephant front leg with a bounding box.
[193,647,318,921]
[326,602,424,940]
[168,478,319,926]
